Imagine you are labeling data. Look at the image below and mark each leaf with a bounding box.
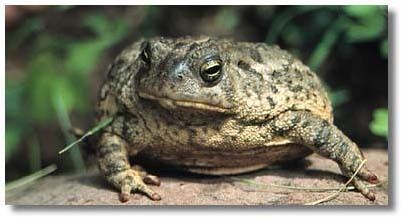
[64,13,129,76]
[308,16,348,71]
[52,92,86,170]
[84,13,129,45]
[64,41,105,75]
[25,53,60,122]
[343,5,381,17]
[58,117,113,154]
[343,6,386,43]
[281,24,303,47]
[369,108,388,137]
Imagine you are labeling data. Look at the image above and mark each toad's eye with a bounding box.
[140,43,151,64]
[200,58,223,84]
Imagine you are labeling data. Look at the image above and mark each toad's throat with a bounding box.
[138,92,232,113]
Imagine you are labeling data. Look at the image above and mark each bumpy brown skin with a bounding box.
[96,36,379,202]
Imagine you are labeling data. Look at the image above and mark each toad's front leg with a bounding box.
[270,111,379,201]
[97,132,161,202]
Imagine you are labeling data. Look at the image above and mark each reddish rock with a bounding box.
[6,149,388,205]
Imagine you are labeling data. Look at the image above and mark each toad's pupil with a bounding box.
[205,65,220,75]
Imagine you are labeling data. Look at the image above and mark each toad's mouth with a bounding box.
[138,92,232,114]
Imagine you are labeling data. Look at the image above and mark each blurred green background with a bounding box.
[5,5,388,182]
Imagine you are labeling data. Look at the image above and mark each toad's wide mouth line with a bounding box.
[138,92,232,113]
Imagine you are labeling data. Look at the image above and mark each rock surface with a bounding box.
[6,149,388,205]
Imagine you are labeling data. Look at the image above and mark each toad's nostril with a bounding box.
[168,62,188,81]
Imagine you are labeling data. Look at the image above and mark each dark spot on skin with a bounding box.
[237,60,249,69]
[187,128,197,145]
[304,93,310,100]
[237,126,246,136]
[266,96,276,108]
[174,42,186,50]
[122,121,129,138]
[313,124,330,146]
[249,49,263,63]
[336,142,349,160]
[281,64,290,72]
[270,85,278,93]
[272,71,283,80]
[237,60,263,80]
[290,85,303,92]
[104,160,129,177]
[98,143,122,158]
[289,112,300,126]
[301,120,310,128]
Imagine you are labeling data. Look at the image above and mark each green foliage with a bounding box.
[6,10,129,171]
[266,6,323,44]
[343,6,386,43]
[369,108,388,138]
[66,14,129,75]
[328,89,350,108]
[5,126,22,161]
[308,16,347,71]
[5,81,27,161]
[215,7,240,32]
[266,5,387,71]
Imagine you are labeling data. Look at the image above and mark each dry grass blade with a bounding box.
[230,176,380,192]
[304,159,367,205]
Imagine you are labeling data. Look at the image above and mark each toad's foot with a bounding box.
[96,132,161,202]
[116,168,161,202]
[341,164,379,201]
[132,165,161,186]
